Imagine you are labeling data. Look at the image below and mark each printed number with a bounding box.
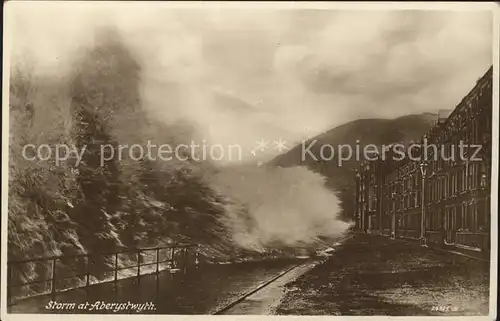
[431,305,459,312]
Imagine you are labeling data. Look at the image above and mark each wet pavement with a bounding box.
[8,258,302,314]
[221,260,320,315]
[275,233,490,316]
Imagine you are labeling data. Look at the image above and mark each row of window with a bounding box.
[431,107,491,146]
[381,191,422,214]
[381,162,489,214]
[428,162,489,203]
[385,160,488,201]
[441,76,491,137]
[399,198,490,233]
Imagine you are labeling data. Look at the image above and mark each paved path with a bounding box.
[8,260,300,314]
[221,260,319,315]
[276,233,490,316]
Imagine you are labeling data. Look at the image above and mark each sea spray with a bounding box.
[206,164,352,252]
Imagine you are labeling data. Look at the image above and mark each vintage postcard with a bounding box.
[1,1,498,320]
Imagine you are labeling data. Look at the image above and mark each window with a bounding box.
[443,176,449,199]
[456,205,463,230]
[439,179,443,200]
[468,163,473,190]
[471,163,476,189]
[473,120,478,144]
[462,203,467,230]
[471,202,477,232]
[465,165,469,191]
[444,208,450,230]
[450,173,454,196]
[476,199,487,232]
[464,203,475,232]
[456,172,459,194]
[474,163,479,189]
[480,163,488,189]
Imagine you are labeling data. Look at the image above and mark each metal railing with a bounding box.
[7,243,198,306]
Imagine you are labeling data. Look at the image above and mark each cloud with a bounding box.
[284,10,492,119]
[7,4,493,161]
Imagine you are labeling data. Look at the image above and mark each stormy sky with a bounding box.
[7,3,493,160]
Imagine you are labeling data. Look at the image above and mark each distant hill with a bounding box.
[268,113,438,221]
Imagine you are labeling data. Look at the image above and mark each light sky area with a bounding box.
[7,3,493,160]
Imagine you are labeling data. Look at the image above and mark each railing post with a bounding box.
[50,258,57,301]
[171,246,176,268]
[183,248,188,275]
[114,253,118,282]
[137,250,141,284]
[85,255,91,301]
[156,248,160,273]
[86,255,91,287]
[114,253,119,292]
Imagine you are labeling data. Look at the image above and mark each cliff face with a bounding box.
[8,31,256,295]
[269,114,437,221]
[8,28,349,273]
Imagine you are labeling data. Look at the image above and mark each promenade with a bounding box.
[276,233,490,316]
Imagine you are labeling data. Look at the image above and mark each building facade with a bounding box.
[355,160,382,232]
[354,66,493,256]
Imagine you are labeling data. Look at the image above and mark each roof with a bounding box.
[437,109,452,123]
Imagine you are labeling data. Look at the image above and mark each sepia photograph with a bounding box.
[1,1,498,320]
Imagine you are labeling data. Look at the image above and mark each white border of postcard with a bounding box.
[2,1,499,321]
